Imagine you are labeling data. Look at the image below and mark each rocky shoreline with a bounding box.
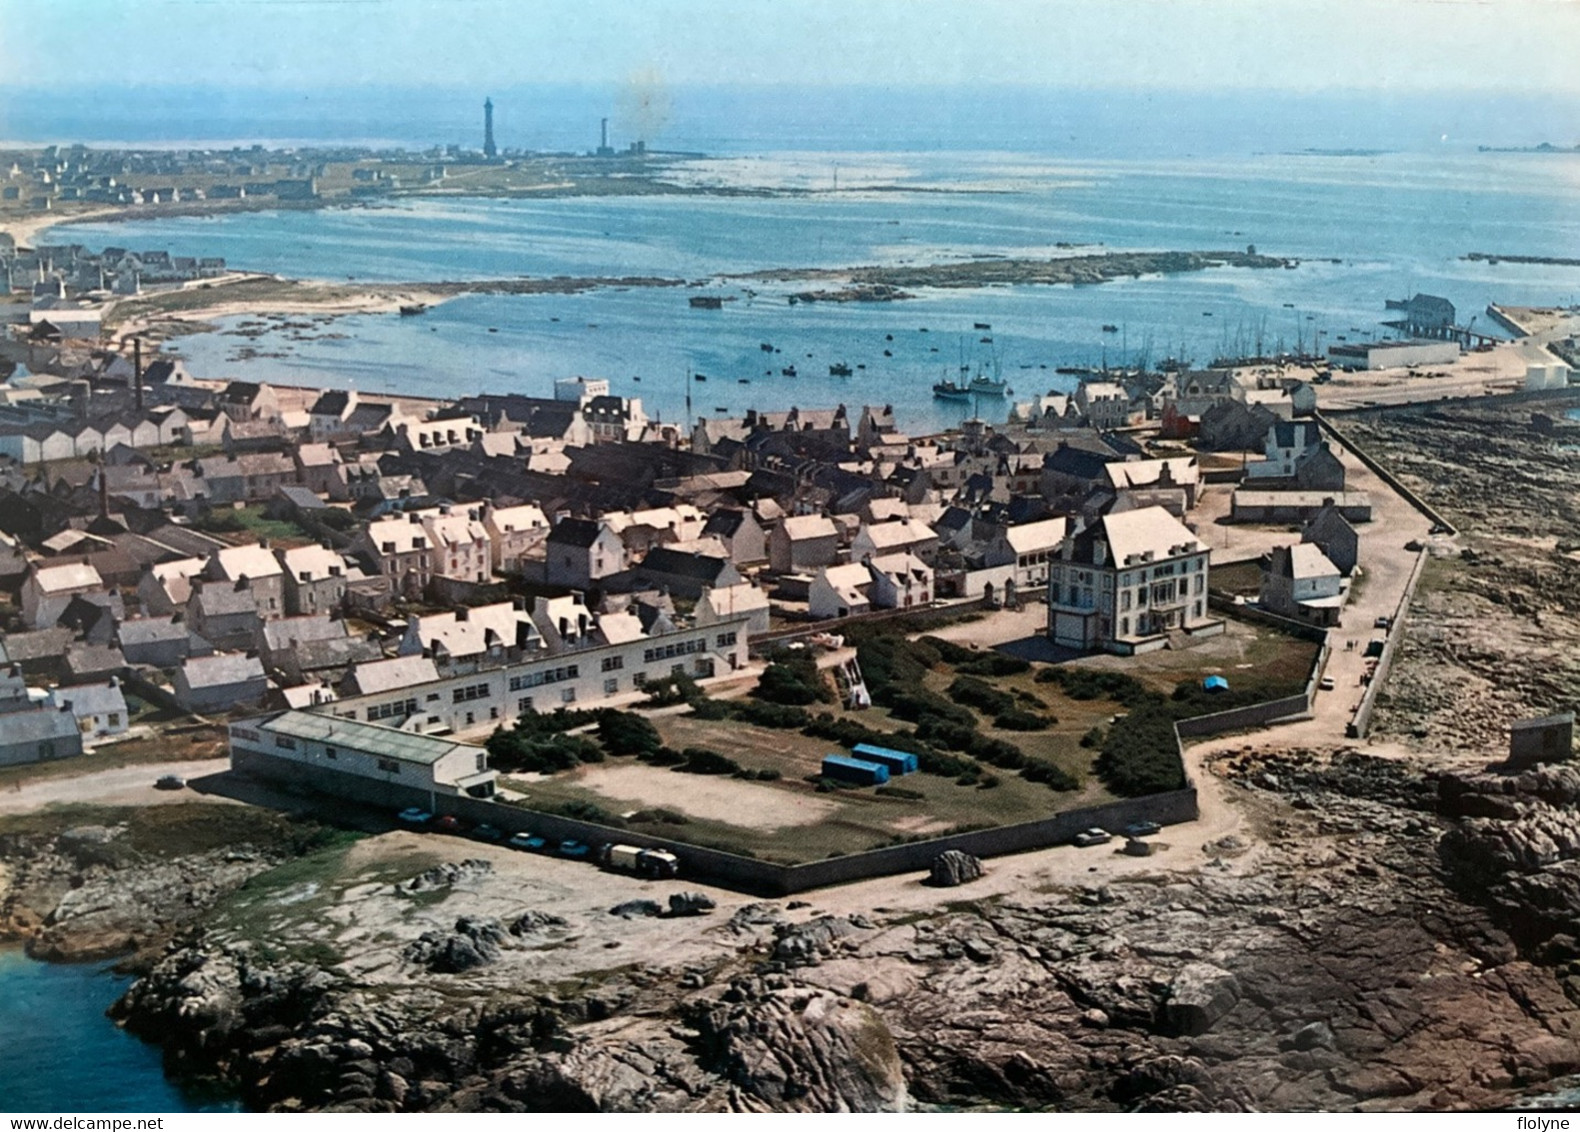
[4,751,1570,1113]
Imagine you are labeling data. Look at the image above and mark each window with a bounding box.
[452,682,490,704]
[39,741,55,759]
[108,712,121,728]
[367,698,417,722]
[231,727,261,742]
[465,712,474,726]
[643,638,707,664]
[509,665,579,691]
[324,746,338,760]
[376,758,401,775]
[274,735,297,750]
[716,632,738,648]
[517,696,534,715]
[561,687,576,704]
[604,678,619,695]
[489,706,499,720]
[601,655,624,672]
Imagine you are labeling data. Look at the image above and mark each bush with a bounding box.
[639,745,685,767]
[1080,725,1106,749]
[550,800,624,827]
[978,774,1000,790]
[956,654,1031,678]
[888,689,975,728]
[1036,667,1150,705]
[994,708,1052,732]
[919,635,977,665]
[1095,703,1188,795]
[753,652,830,705]
[628,808,690,825]
[687,697,733,721]
[969,736,1027,770]
[946,675,1016,717]
[597,711,662,757]
[644,672,704,707]
[728,700,811,730]
[485,725,602,774]
[677,747,742,776]
[1021,758,1081,791]
[875,784,925,800]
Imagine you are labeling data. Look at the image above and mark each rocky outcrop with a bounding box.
[927,850,984,887]
[690,977,907,1111]
[669,892,717,917]
[404,917,510,973]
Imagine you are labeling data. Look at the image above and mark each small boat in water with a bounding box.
[760,342,774,352]
[694,373,708,382]
[974,322,991,330]
[969,375,1007,396]
[933,379,972,401]
[689,296,724,309]
[781,365,797,377]
[399,303,428,317]
[1101,324,1119,333]
[829,362,853,376]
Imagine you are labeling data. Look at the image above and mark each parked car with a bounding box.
[1123,820,1161,838]
[470,823,504,843]
[507,832,547,852]
[433,815,464,834]
[1072,827,1112,847]
[396,807,433,826]
[557,838,591,859]
[154,774,186,791]
[1319,676,1336,691]
[1374,616,1392,630]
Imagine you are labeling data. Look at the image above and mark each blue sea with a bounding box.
[44,144,1580,433]
[0,948,237,1113]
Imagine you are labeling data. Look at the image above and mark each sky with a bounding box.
[3,0,1580,94]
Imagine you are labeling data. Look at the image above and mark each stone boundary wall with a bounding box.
[1348,547,1430,739]
[1314,411,1458,535]
[231,748,1197,896]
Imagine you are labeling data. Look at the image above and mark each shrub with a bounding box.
[956,654,1031,678]
[919,635,977,665]
[551,800,623,827]
[485,726,602,774]
[753,653,830,705]
[639,745,685,767]
[644,672,703,707]
[688,697,733,721]
[875,785,925,800]
[728,700,811,730]
[994,708,1052,732]
[1036,667,1150,705]
[1080,725,1106,749]
[628,808,690,825]
[677,747,742,776]
[1021,758,1080,791]
[946,675,1016,717]
[1095,703,1188,795]
[969,736,1027,769]
[597,711,662,757]
[978,774,1000,790]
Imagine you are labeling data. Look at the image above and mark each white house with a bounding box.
[696,582,771,639]
[1047,506,1220,655]
[983,517,1068,594]
[809,563,873,620]
[1260,543,1345,626]
[49,678,129,743]
[21,562,104,629]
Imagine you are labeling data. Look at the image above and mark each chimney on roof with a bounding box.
[132,337,143,412]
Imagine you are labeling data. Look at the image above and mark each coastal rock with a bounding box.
[609,900,664,919]
[404,917,509,973]
[668,892,717,917]
[773,917,865,967]
[1161,963,1241,1036]
[927,851,984,888]
[402,859,493,894]
[691,979,908,1111]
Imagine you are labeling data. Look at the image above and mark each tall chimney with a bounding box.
[132,337,143,412]
[601,117,608,150]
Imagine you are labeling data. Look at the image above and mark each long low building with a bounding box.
[1230,490,1373,524]
[229,710,498,806]
[1327,339,1460,371]
[329,609,754,735]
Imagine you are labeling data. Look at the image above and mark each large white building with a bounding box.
[329,599,754,735]
[1047,506,1220,655]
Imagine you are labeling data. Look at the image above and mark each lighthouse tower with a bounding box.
[483,98,497,160]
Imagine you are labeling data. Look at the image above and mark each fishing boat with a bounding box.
[694,373,708,382]
[1101,324,1119,333]
[398,303,428,317]
[973,322,991,330]
[829,362,853,376]
[760,342,775,352]
[781,365,797,377]
[689,296,724,310]
[969,374,1007,396]
[933,379,972,401]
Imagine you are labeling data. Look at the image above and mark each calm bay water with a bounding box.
[47,148,1580,433]
[0,948,236,1113]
